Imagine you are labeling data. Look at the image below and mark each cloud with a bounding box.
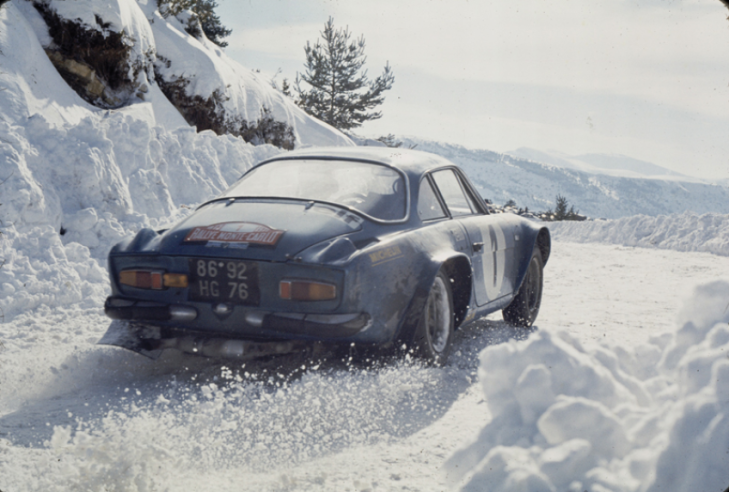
[217,0,729,178]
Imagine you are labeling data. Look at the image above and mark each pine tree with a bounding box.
[554,194,568,220]
[295,17,394,131]
[157,0,231,48]
[194,0,231,47]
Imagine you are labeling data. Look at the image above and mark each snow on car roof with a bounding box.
[259,146,456,176]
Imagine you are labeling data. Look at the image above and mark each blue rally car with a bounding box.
[100,147,550,364]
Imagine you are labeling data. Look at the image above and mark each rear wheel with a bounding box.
[410,270,454,365]
[503,248,543,327]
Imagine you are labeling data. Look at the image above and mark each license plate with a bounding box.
[188,258,259,305]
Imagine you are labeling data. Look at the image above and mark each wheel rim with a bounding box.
[426,276,451,353]
[525,256,542,316]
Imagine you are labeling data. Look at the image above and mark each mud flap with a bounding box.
[98,320,164,360]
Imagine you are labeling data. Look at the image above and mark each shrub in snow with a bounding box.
[447,281,729,492]
[154,72,296,149]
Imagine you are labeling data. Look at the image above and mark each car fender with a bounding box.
[512,223,551,293]
[393,249,472,343]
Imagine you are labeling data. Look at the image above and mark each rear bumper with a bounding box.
[104,296,371,340]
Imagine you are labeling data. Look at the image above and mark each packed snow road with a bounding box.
[1,240,728,492]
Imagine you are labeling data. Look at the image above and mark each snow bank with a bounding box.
[549,212,729,257]
[0,3,286,321]
[447,281,729,492]
[0,111,279,320]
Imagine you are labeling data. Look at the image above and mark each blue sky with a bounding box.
[217,0,729,180]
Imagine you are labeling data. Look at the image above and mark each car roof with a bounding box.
[257,146,457,178]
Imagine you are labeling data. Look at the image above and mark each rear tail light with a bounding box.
[119,271,188,289]
[119,270,164,290]
[279,280,336,301]
[163,273,189,288]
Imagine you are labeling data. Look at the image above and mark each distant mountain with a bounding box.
[507,148,696,182]
[401,138,729,219]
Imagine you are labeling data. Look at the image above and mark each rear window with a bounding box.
[225,159,407,221]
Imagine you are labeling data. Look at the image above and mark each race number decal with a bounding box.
[481,224,506,299]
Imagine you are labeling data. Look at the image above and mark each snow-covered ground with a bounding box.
[2,239,729,492]
[2,1,729,491]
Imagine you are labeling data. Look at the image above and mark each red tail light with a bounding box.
[119,270,164,290]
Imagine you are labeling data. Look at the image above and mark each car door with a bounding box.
[430,168,515,306]
[417,174,470,254]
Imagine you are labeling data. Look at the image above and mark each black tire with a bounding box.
[410,270,455,365]
[503,247,543,327]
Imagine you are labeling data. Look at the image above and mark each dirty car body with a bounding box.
[101,147,550,360]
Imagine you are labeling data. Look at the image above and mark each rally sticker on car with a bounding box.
[183,222,285,246]
[369,245,403,265]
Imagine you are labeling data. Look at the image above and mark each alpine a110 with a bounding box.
[100,147,550,364]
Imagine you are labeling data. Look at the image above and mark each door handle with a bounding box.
[472,242,483,252]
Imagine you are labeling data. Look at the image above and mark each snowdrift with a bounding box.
[447,281,729,492]
[0,1,341,322]
[548,212,729,257]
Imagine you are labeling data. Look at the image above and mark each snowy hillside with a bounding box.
[7,0,351,147]
[508,148,695,182]
[404,138,729,219]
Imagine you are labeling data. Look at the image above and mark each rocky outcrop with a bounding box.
[33,1,151,109]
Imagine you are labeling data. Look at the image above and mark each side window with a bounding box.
[432,169,474,217]
[460,176,483,214]
[418,177,447,221]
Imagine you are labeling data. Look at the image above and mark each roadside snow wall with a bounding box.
[548,212,729,257]
[447,281,729,492]
[0,113,280,321]
[0,2,285,322]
